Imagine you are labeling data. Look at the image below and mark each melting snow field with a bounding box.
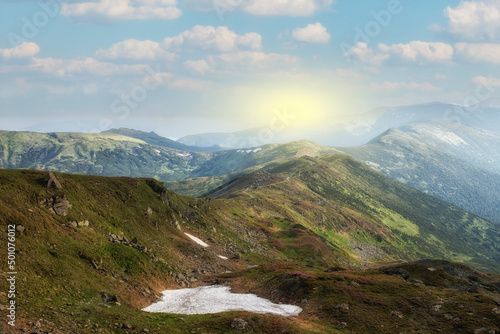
[184,233,209,247]
[143,286,302,316]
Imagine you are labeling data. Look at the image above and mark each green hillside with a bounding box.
[0,169,499,333]
[339,123,500,223]
[205,154,500,272]
[102,128,224,152]
[0,131,336,184]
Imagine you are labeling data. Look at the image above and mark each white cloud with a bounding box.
[346,41,453,66]
[163,25,262,52]
[345,42,389,66]
[0,42,40,59]
[372,81,442,92]
[292,23,330,44]
[29,57,146,77]
[472,75,500,86]
[378,41,454,63]
[184,59,212,74]
[183,0,333,16]
[455,42,500,64]
[206,51,298,70]
[437,0,500,40]
[95,39,176,60]
[243,0,333,16]
[61,0,182,21]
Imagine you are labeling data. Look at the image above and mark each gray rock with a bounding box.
[53,196,71,216]
[337,303,349,312]
[45,171,62,189]
[231,318,247,330]
[174,220,182,230]
[336,322,348,329]
[390,311,404,319]
[77,220,89,227]
[101,293,118,304]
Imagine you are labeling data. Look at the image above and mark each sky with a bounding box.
[1,0,500,138]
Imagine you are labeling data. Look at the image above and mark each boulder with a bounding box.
[100,293,118,304]
[336,322,348,329]
[16,225,25,233]
[77,220,89,227]
[45,171,62,189]
[174,220,182,230]
[52,196,71,216]
[390,310,404,319]
[231,318,247,330]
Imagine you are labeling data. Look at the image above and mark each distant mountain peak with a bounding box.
[103,128,223,152]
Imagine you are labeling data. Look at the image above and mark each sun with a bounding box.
[255,89,329,127]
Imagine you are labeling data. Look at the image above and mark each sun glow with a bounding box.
[252,89,331,129]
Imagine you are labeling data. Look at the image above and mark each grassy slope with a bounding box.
[0,168,499,333]
[102,128,223,153]
[338,127,500,224]
[206,154,500,272]
[0,131,336,185]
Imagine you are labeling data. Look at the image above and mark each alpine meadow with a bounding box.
[1,1,500,333]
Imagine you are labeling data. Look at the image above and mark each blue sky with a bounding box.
[1,0,500,138]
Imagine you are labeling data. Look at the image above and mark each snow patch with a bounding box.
[184,233,209,248]
[236,148,262,154]
[217,255,228,260]
[143,286,302,316]
[432,129,467,146]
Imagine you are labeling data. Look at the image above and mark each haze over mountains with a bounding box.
[2,102,500,227]
[178,102,500,148]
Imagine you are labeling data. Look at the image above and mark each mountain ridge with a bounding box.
[339,121,500,223]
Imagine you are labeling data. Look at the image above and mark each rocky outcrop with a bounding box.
[170,269,203,287]
[146,179,170,205]
[44,171,62,189]
[69,220,90,228]
[40,196,72,216]
[107,233,151,252]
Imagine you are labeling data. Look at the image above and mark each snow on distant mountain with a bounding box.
[178,102,500,149]
[339,120,500,223]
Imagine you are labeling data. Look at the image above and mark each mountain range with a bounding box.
[339,121,500,223]
[2,102,500,333]
[178,102,500,148]
[2,107,500,226]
